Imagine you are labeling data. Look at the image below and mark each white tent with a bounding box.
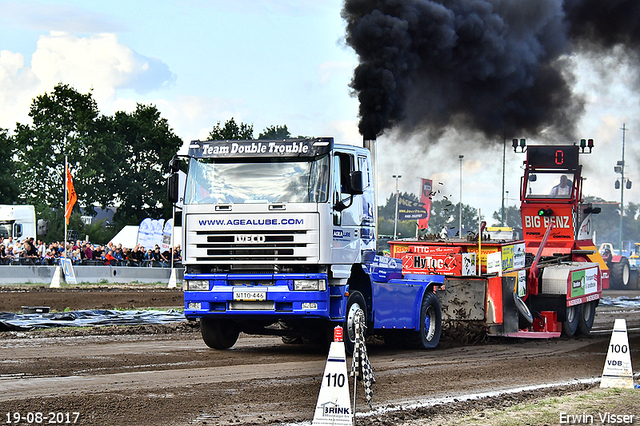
[108,225,139,248]
[108,225,183,250]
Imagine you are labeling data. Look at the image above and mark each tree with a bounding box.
[258,124,291,139]
[111,104,183,225]
[0,129,18,204]
[491,205,522,229]
[13,83,106,217]
[422,199,480,236]
[208,117,254,140]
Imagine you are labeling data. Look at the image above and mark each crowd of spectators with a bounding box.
[0,236,182,267]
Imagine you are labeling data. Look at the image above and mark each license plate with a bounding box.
[233,289,267,301]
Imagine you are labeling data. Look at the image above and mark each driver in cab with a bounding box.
[549,175,572,198]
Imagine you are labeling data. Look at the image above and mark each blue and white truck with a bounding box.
[168,138,444,353]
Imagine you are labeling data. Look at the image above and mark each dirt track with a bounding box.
[0,285,184,312]
[0,287,639,425]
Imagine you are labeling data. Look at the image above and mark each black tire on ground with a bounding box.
[562,305,580,337]
[610,257,631,289]
[577,301,596,336]
[344,291,367,355]
[629,270,639,290]
[200,318,240,349]
[404,292,442,350]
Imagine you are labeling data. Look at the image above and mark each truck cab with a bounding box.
[171,138,443,353]
[0,205,36,242]
[518,142,605,336]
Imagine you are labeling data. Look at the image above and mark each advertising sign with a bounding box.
[397,195,428,221]
[570,267,599,298]
[401,252,476,276]
[418,179,432,230]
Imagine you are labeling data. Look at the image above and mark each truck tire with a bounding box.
[610,257,631,289]
[562,305,580,337]
[200,318,240,349]
[344,291,367,355]
[405,292,442,350]
[577,301,596,336]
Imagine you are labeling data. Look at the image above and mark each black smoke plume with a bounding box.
[343,0,640,141]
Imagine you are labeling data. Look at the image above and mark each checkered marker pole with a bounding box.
[350,309,375,414]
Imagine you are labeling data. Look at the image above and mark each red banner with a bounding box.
[65,165,77,225]
[418,178,432,229]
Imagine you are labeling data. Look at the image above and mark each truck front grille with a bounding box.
[187,229,319,264]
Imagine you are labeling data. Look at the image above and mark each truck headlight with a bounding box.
[293,279,326,291]
[186,280,209,291]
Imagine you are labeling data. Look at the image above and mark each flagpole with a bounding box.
[64,155,68,263]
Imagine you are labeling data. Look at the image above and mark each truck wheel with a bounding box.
[344,291,367,355]
[562,305,580,337]
[610,257,631,289]
[200,318,240,349]
[405,292,442,350]
[577,301,596,336]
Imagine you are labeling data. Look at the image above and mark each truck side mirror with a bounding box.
[14,223,23,238]
[169,157,180,173]
[167,173,179,204]
[350,171,363,195]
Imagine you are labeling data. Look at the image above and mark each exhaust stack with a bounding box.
[364,137,378,244]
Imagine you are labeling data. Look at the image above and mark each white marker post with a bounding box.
[312,326,353,426]
[49,266,63,288]
[600,319,635,389]
[168,268,178,289]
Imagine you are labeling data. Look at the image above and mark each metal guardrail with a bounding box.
[0,258,182,268]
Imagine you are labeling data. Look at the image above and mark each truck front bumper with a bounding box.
[183,273,341,320]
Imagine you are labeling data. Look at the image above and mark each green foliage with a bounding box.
[208,117,254,140]
[491,205,522,229]
[0,129,19,204]
[258,124,291,139]
[81,218,118,245]
[111,104,183,225]
[378,192,480,237]
[13,84,103,209]
[12,83,182,234]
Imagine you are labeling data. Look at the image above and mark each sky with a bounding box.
[1,0,638,228]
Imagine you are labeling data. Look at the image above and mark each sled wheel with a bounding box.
[576,301,596,336]
[562,305,580,337]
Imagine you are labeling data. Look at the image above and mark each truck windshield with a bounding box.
[184,155,330,204]
[525,172,576,199]
[0,222,10,238]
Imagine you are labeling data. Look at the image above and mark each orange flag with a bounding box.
[65,165,77,225]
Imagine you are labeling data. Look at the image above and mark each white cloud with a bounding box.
[0,50,39,129]
[31,32,174,102]
[0,32,175,130]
